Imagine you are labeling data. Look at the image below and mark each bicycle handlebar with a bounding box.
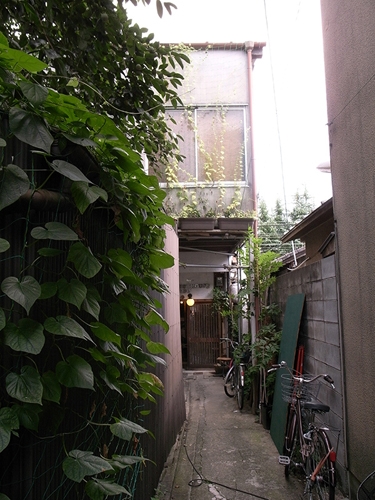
[268,360,335,389]
[220,337,239,348]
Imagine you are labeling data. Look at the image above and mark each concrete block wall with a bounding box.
[270,255,347,491]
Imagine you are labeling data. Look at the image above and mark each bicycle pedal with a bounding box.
[279,456,290,465]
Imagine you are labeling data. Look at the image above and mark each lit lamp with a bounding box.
[186,293,195,307]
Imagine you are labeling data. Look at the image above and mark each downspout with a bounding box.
[245,42,259,344]
[246,43,260,414]
[245,41,258,238]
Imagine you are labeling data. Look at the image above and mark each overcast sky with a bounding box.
[126,0,332,210]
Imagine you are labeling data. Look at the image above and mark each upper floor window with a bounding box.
[153,106,247,184]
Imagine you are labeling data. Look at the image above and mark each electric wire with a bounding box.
[181,431,271,500]
[263,0,303,266]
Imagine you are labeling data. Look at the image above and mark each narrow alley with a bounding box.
[157,370,347,500]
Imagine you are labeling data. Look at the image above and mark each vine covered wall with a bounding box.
[0,27,185,499]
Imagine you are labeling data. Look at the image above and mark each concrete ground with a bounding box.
[157,369,348,500]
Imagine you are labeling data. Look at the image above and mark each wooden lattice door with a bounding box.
[186,300,222,368]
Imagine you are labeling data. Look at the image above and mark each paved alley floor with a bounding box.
[157,370,347,500]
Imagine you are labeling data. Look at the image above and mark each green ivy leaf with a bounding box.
[39,281,58,299]
[57,278,87,309]
[37,247,63,257]
[110,417,147,441]
[0,45,47,72]
[110,454,146,469]
[82,286,101,320]
[51,160,93,183]
[100,368,122,395]
[0,32,9,47]
[44,316,91,341]
[66,77,79,88]
[6,366,43,404]
[0,238,10,253]
[0,493,11,500]
[71,181,108,214]
[9,107,54,152]
[85,478,131,499]
[12,403,42,431]
[41,371,61,403]
[0,308,5,330]
[19,81,49,106]
[146,341,170,355]
[105,248,133,279]
[1,276,41,314]
[149,249,174,269]
[144,308,169,332]
[63,133,97,148]
[62,450,113,483]
[89,348,108,364]
[56,355,94,390]
[0,164,30,211]
[31,222,78,240]
[123,206,141,242]
[0,407,19,453]
[104,302,128,324]
[67,242,102,278]
[90,322,121,347]
[3,318,45,354]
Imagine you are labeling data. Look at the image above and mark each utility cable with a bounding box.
[182,437,271,500]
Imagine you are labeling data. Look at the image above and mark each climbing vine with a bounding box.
[0,24,184,499]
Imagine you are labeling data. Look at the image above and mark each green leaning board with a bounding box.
[270,293,305,454]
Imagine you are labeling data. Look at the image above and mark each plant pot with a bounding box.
[217,217,253,231]
[260,403,272,430]
[179,217,216,230]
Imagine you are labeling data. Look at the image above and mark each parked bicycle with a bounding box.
[221,337,251,410]
[357,469,375,499]
[269,361,337,500]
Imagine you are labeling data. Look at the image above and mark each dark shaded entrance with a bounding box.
[184,300,223,368]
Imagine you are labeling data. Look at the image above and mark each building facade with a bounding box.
[156,42,265,367]
[304,2,375,495]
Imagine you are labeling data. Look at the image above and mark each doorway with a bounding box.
[183,299,223,368]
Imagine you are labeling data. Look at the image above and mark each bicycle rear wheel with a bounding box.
[307,428,335,500]
[236,364,245,410]
[224,366,236,397]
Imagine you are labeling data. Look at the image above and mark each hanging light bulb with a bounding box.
[186,293,195,307]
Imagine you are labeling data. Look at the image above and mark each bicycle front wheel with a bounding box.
[306,428,335,500]
[224,366,236,398]
[283,410,301,478]
[236,364,245,410]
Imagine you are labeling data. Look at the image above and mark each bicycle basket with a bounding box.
[240,349,251,363]
[357,470,375,500]
[281,373,320,404]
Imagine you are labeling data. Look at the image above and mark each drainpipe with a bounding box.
[245,41,258,238]
[245,42,260,344]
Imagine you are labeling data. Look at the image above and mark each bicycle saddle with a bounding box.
[303,401,330,413]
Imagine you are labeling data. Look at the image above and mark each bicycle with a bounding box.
[269,361,337,500]
[357,469,375,499]
[222,338,251,410]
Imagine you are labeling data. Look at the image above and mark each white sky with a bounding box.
[126,0,332,211]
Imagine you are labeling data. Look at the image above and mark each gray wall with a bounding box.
[320,0,375,495]
[271,255,346,491]
[134,226,186,500]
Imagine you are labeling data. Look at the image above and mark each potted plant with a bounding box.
[217,206,255,231]
[178,204,217,230]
